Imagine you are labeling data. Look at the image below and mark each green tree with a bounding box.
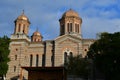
[87,32,120,80]
[65,55,90,79]
[0,36,10,78]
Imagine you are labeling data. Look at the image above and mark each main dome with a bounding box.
[62,9,80,18]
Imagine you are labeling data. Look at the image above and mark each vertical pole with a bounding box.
[20,68,23,80]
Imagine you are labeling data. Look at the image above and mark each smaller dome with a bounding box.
[33,31,41,36]
[32,30,43,42]
[62,9,79,18]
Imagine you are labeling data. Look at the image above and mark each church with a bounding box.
[6,9,95,79]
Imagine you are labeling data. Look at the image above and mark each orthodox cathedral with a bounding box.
[6,9,95,79]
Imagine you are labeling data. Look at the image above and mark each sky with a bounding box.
[0,0,120,40]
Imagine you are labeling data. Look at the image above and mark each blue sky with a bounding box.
[0,0,120,40]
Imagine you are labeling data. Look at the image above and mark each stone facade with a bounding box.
[6,9,95,80]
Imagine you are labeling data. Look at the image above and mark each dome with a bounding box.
[32,30,43,42]
[15,11,30,23]
[62,9,79,18]
[17,14,28,20]
[33,31,41,36]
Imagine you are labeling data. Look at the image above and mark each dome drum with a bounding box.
[59,9,82,37]
[14,12,30,35]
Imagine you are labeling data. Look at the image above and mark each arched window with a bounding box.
[64,52,68,64]
[70,23,72,32]
[14,66,16,72]
[69,52,73,57]
[42,54,45,67]
[23,24,25,33]
[75,24,77,32]
[15,55,17,60]
[67,23,69,32]
[64,52,73,65]
[75,24,79,33]
[16,48,18,51]
[67,23,72,32]
[77,24,79,33]
[18,24,21,32]
[30,55,33,67]
[36,55,39,67]
[61,24,65,35]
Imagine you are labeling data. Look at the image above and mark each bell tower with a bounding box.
[59,9,82,38]
[6,11,31,80]
[11,11,31,41]
[14,10,30,35]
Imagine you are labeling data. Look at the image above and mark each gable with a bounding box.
[55,35,82,44]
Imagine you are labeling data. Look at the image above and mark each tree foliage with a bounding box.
[87,32,120,80]
[65,55,90,79]
[0,36,10,76]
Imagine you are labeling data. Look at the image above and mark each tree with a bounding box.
[0,36,10,79]
[65,55,90,79]
[87,32,120,80]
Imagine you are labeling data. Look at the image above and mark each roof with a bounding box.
[15,11,30,23]
[22,67,66,71]
[17,13,28,21]
[33,31,41,36]
[62,9,80,18]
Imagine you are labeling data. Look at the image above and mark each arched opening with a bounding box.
[30,55,33,67]
[42,54,45,67]
[14,66,16,72]
[75,24,79,33]
[69,52,73,57]
[18,24,21,32]
[61,24,65,35]
[23,24,25,33]
[70,23,72,32]
[64,52,73,65]
[64,52,68,65]
[67,23,73,32]
[15,55,17,60]
[36,55,39,67]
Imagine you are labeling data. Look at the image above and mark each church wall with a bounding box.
[6,41,29,80]
[28,42,44,67]
[82,39,95,57]
[54,38,83,66]
[44,41,53,66]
